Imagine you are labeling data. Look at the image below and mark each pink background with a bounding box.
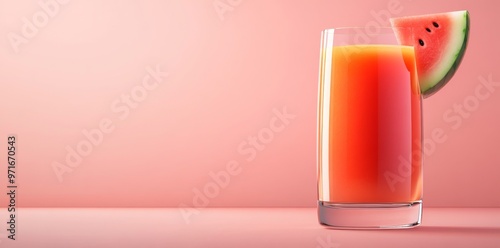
[0,0,498,208]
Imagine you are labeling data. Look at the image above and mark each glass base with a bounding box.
[318,200,422,229]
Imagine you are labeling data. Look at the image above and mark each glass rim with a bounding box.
[322,27,412,33]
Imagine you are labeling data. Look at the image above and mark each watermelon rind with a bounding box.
[424,11,470,97]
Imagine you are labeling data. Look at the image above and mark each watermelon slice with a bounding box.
[391,10,470,98]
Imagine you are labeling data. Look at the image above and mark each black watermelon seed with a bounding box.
[426,27,431,32]
[419,39,425,46]
[432,22,439,28]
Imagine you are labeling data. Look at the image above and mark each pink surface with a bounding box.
[1,208,499,247]
[0,0,499,208]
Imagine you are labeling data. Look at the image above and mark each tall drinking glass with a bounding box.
[317,27,422,229]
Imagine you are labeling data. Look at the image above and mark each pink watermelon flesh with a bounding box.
[391,10,470,98]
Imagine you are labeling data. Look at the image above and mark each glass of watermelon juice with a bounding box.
[317,27,422,229]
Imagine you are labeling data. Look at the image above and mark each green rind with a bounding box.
[422,11,470,98]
